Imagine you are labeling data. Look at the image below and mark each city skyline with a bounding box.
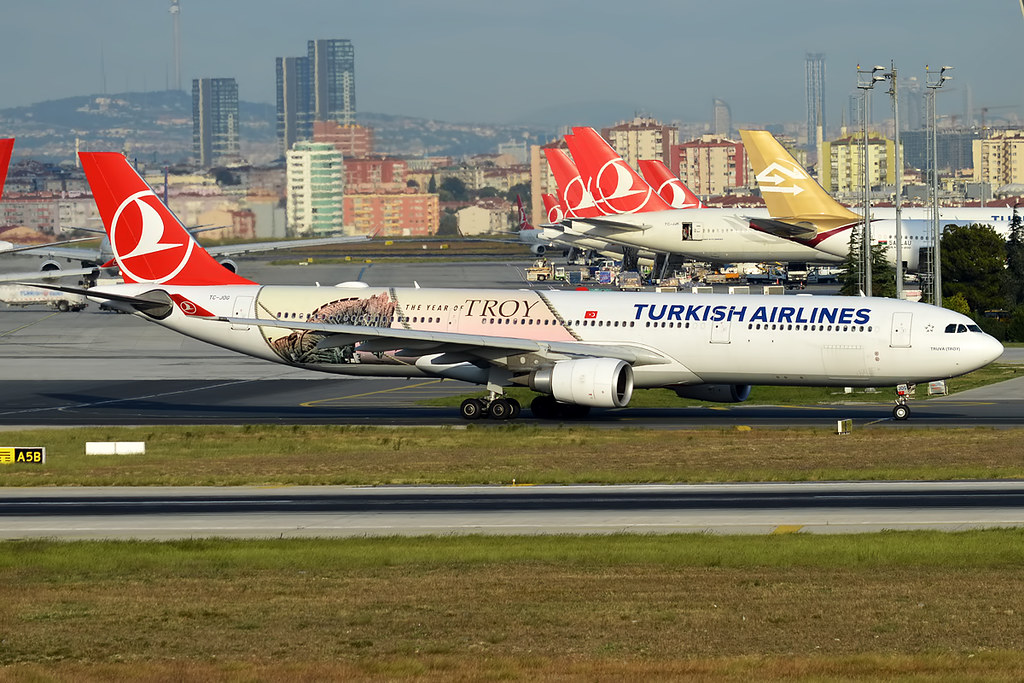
[1,1,1022,128]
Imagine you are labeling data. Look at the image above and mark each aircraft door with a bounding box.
[231,296,253,331]
[890,312,912,348]
[710,320,731,344]
[681,222,704,241]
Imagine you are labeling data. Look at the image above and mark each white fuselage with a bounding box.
[94,283,1003,391]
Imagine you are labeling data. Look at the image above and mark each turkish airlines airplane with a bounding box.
[740,129,1016,270]
[0,138,12,200]
[33,151,1003,422]
[552,127,845,265]
[638,159,705,209]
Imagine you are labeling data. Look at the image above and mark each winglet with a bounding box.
[740,129,861,231]
[79,152,255,286]
[0,138,13,201]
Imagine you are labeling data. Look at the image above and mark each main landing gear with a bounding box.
[459,394,522,421]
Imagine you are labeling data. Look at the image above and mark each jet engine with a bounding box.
[673,384,751,403]
[219,259,238,274]
[530,243,547,256]
[530,358,633,408]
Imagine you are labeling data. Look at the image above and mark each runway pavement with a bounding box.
[3,482,1024,539]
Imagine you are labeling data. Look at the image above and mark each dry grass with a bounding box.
[1,425,1024,486]
[3,535,1024,679]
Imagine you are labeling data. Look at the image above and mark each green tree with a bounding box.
[427,174,437,194]
[942,291,971,317]
[437,210,458,236]
[440,177,468,201]
[507,183,531,205]
[1004,207,1024,306]
[1007,306,1024,342]
[839,226,895,298]
[941,223,1007,314]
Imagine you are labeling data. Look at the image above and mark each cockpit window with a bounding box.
[967,324,982,332]
[944,323,957,333]
[944,323,974,333]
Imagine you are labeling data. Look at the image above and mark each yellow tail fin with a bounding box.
[740,129,861,232]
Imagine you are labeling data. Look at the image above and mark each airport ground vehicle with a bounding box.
[0,284,87,311]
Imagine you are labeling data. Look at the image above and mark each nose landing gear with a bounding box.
[892,383,912,421]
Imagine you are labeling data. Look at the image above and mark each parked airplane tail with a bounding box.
[637,159,705,209]
[541,193,564,223]
[515,194,533,231]
[0,138,13,200]
[79,152,256,286]
[567,127,673,215]
[544,146,602,219]
[740,129,861,238]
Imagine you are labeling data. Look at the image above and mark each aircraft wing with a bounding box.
[213,316,671,367]
[569,217,650,231]
[746,217,819,240]
[0,267,98,284]
[205,235,369,257]
[1,238,99,258]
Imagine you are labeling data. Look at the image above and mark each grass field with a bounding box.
[1,425,1024,487]
[2,533,1024,680]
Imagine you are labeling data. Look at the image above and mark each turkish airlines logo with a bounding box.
[110,190,195,284]
[547,203,565,223]
[592,160,653,214]
[562,174,598,218]
[169,293,214,317]
[755,161,808,196]
[584,310,598,319]
[658,180,699,209]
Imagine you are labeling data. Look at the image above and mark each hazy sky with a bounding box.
[2,0,1022,126]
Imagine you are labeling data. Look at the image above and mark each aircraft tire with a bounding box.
[460,398,486,420]
[893,404,910,421]
[530,395,559,419]
[507,398,522,419]
[489,398,512,420]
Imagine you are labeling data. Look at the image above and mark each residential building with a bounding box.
[286,141,344,236]
[820,132,897,195]
[602,117,678,167]
[973,130,1024,193]
[343,192,438,236]
[313,120,374,157]
[669,136,748,197]
[192,77,240,167]
[276,56,312,156]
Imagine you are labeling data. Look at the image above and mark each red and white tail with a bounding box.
[543,146,602,219]
[515,194,533,231]
[541,193,564,223]
[637,159,705,209]
[566,127,672,215]
[0,138,13,201]
[79,152,255,286]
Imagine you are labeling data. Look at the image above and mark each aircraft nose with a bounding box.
[981,334,1005,366]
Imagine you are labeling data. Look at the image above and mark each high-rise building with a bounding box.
[286,141,344,236]
[309,39,356,126]
[820,132,897,195]
[805,53,826,146]
[192,77,240,167]
[276,56,312,156]
[712,99,732,137]
[973,130,1024,191]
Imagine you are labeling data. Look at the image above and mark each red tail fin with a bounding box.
[566,127,672,215]
[541,193,564,223]
[80,152,255,286]
[543,146,601,219]
[515,195,533,231]
[0,139,13,201]
[637,159,705,209]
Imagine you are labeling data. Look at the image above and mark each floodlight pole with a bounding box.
[926,65,952,307]
[856,65,886,297]
[883,61,902,300]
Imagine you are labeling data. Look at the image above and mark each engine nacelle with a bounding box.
[219,259,238,274]
[40,260,63,273]
[530,243,547,256]
[673,384,751,403]
[530,358,633,408]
